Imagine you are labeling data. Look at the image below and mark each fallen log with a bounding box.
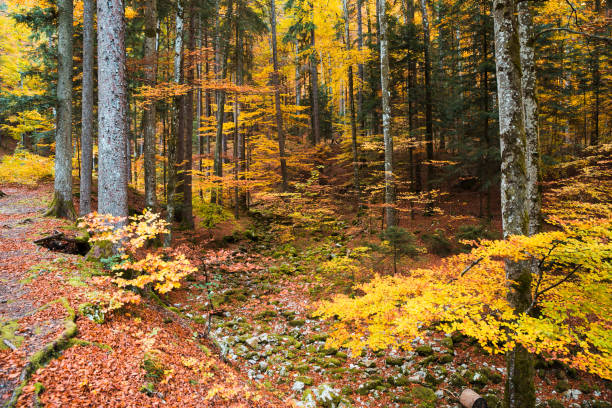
[460,389,488,408]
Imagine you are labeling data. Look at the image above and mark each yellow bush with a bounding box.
[0,150,54,186]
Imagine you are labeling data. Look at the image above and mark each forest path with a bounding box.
[0,185,281,408]
[0,185,68,406]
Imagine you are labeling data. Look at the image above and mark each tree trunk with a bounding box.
[182,9,195,228]
[143,0,158,209]
[492,0,535,405]
[378,0,396,228]
[79,0,94,216]
[518,1,541,236]
[310,14,321,145]
[357,0,364,130]
[166,0,184,244]
[271,0,288,191]
[47,0,76,220]
[343,0,360,199]
[419,0,433,188]
[97,0,129,221]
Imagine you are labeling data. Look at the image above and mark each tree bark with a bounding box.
[182,8,195,228]
[143,0,158,209]
[310,8,321,145]
[518,1,541,236]
[271,0,288,191]
[419,0,433,187]
[47,0,76,220]
[343,0,360,199]
[97,0,129,221]
[492,0,535,405]
[166,0,184,243]
[378,0,396,228]
[79,0,94,216]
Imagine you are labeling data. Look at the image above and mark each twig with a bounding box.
[534,27,612,43]
[461,257,483,277]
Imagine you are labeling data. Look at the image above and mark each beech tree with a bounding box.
[79,0,94,216]
[143,0,158,209]
[492,0,535,404]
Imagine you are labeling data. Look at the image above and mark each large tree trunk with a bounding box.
[79,0,94,216]
[166,0,184,243]
[356,0,364,130]
[419,0,433,188]
[518,1,541,236]
[97,0,129,221]
[143,0,158,209]
[47,0,76,220]
[378,0,396,228]
[343,0,360,199]
[271,0,288,191]
[492,0,535,406]
[182,9,195,228]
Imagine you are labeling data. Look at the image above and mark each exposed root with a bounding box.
[43,191,76,221]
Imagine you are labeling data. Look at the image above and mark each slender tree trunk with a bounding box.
[47,0,76,220]
[419,0,433,187]
[97,0,129,221]
[166,0,184,244]
[143,0,158,208]
[492,0,535,405]
[310,8,321,145]
[378,0,396,228]
[357,0,364,129]
[182,8,195,228]
[343,0,360,198]
[79,0,94,216]
[212,0,234,203]
[271,0,288,191]
[518,1,541,236]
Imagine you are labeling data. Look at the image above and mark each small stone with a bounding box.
[435,390,444,399]
[292,381,305,392]
[565,389,582,400]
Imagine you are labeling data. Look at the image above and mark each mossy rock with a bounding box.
[440,337,453,349]
[288,319,306,327]
[0,320,24,350]
[326,358,343,367]
[393,396,413,404]
[140,382,156,396]
[386,356,405,366]
[589,402,612,408]
[555,379,570,393]
[484,394,502,408]
[411,385,436,403]
[255,310,277,321]
[296,376,314,386]
[415,345,433,356]
[437,353,454,364]
[296,364,310,374]
[424,372,441,386]
[356,377,383,395]
[450,373,467,387]
[388,375,410,387]
[309,333,329,343]
[547,399,565,408]
[78,302,105,324]
[578,381,596,394]
[419,355,437,366]
[341,386,353,395]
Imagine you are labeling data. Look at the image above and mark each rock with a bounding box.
[408,370,427,383]
[440,336,454,349]
[356,378,383,395]
[411,385,436,403]
[296,376,314,386]
[292,381,306,392]
[289,319,306,327]
[437,353,454,364]
[386,356,404,366]
[258,361,268,372]
[449,373,467,387]
[415,345,434,356]
[435,390,444,399]
[565,389,582,400]
[555,380,570,393]
[359,359,377,368]
[547,399,565,408]
[245,336,259,349]
[301,384,344,408]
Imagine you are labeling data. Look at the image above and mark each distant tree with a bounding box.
[79,0,94,216]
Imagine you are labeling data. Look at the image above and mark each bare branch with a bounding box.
[535,27,612,43]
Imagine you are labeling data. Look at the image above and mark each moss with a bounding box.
[555,379,570,393]
[386,356,404,366]
[140,382,156,396]
[546,399,564,408]
[415,345,433,356]
[0,320,24,350]
[142,352,166,382]
[288,319,305,327]
[296,376,314,386]
[411,385,436,403]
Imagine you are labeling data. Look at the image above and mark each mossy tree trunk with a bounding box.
[492,0,535,405]
[47,0,76,221]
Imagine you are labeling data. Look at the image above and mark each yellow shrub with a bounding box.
[0,150,54,186]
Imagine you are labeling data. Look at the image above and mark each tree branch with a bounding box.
[535,27,612,43]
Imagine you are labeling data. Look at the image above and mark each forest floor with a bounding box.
[0,181,610,408]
